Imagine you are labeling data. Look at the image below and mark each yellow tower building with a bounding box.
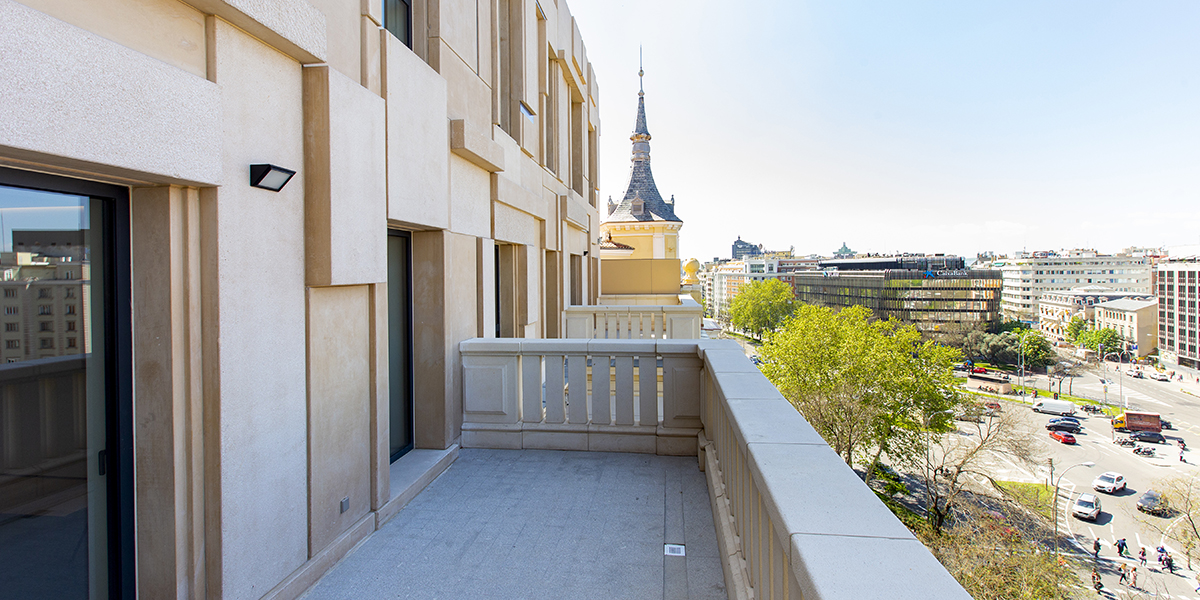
[600,65,682,259]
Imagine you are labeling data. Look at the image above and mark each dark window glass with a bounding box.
[383,0,411,48]
[387,231,413,461]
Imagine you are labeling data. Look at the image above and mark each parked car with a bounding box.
[1131,431,1167,444]
[1050,431,1077,444]
[984,401,1002,413]
[1048,416,1081,425]
[971,367,987,374]
[1046,421,1082,434]
[1151,372,1171,382]
[1137,490,1170,516]
[1162,419,1173,430]
[1072,493,1102,521]
[1092,472,1126,493]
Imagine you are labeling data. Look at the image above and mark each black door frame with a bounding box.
[0,167,134,599]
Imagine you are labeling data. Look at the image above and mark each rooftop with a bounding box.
[1095,298,1158,311]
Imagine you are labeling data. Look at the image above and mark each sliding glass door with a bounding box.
[0,168,131,599]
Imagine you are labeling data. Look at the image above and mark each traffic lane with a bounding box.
[1014,405,1200,595]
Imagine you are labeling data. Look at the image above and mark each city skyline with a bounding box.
[571,0,1200,262]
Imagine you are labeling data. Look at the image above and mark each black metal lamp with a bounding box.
[249,164,296,192]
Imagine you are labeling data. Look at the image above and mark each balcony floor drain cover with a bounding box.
[664,544,685,556]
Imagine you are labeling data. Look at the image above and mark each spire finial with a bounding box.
[638,46,644,96]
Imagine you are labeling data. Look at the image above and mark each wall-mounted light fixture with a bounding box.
[249,164,296,192]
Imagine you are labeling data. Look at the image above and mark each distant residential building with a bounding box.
[1038,286,1154,342]
[1093,298,1158,358]
[997,249,1151,322]
[0,252,90,362]
[1158,257,1200,370]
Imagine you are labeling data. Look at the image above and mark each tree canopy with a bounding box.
[963,329,1054,369]
[1077,327,1123,354]
[728,279,795,340]
[1065,316,1088,343]
[759,304,964,476]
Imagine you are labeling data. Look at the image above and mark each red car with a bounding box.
[972,367,987,374]
[1050,430,1076,444]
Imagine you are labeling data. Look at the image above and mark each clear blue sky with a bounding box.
[570,0,1200,262]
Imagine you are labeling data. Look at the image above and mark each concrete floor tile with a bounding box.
[301,449,726,600]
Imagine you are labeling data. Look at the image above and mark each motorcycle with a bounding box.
[1134,446,1156,457]
[1116,438,1136,447]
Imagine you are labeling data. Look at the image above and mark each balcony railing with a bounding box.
[563,294,703,339]
[459,338,970,599]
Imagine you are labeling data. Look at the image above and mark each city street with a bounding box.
[981,366,1200,598]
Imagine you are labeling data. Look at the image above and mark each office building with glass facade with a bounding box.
[785,269,1003,340]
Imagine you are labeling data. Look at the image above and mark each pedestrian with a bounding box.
[1139,547,1147,566]
[1116,538,1127,555]
[1118,564,1129,584]
[1094,537,1102,558]
[1092,567,1103,591]
[1166,554,1176,573]
[1131,567,1138,588]
[1182,448,1186,463]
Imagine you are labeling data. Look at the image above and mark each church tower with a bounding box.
[599,60,682,260]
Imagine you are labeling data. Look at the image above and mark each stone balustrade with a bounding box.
[563,294,702,339]
[0,355,88,512]
[459,338,971,600]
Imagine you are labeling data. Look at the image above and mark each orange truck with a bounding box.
[1112,411,1162,433]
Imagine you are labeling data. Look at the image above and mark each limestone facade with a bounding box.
[0,0,601,597]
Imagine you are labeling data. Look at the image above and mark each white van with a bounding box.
[1033,399,1076,416]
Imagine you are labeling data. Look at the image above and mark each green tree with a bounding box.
[1018,330,1054,369]
[728,279,795,340]
[1065,316,1089,343]
[1078,327,1122,353]
[759,305,964,476]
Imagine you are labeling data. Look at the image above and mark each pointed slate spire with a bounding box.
[604,54,680,224]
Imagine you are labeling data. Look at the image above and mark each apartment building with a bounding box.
[0,253,90,361]
[1159,258,1200,370]
[0,0,602,596]
[1093,298,1158,358]
[1037,286,1154,343]
[0,1,977,598]
[998,249,1151,322]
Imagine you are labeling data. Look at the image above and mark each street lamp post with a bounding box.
[1102,351,1126,409]
[1050,458,1096,557]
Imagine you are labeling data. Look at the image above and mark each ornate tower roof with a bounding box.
[605,60,681,224]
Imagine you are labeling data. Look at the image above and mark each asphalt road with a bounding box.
[982,365,1200,598]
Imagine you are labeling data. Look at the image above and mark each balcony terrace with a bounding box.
[300,339,971,600]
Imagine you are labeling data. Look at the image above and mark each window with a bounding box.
[38,305,51,315]
[5,340,17,349]
[66,321,76,332]
[3,323,15,332]
[37,288,51,299]
[4,307,16,315]
[65,288,75,299]
[39,338,53,349]
[2,289,13,298]
[65,305,76,315]
[67,338,76,349]
[39,322,52,332]
[383,0,411,48]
